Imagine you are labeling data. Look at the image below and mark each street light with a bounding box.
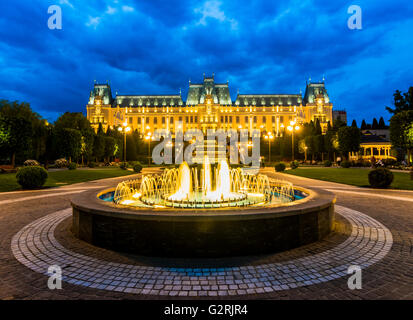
[118,122,131,162]
[287,121,300,161]
[264,132,274,163]
[144,132,153,166]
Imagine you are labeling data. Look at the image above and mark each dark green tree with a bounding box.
[56,128,82,162]
[372,118,379,129]
[361,119,367,130]
[125,133,138,161]
[337,126,361,160]
[54,112,95,163]
[351,119,357,127]
[389,110,413,164]
[333,118,347,131]
[378,117,386,129]
[104,136,116,163]
[0,100,41,166]
[386,87,413,115]
[97,122,104,135]
[93,134,106,162]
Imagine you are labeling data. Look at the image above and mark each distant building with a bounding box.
[349,131,395,161]
[361,129,390,140]
[332,110,347,125]
[86,74,335,135]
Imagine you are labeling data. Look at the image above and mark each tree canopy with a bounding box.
[386,87,413,115]
[337,126,361,159]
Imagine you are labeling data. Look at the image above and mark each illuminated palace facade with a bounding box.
[86,75,333,136]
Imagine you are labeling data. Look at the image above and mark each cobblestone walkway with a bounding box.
[11,205,392,297]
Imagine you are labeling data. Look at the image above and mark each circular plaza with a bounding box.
[1,169,412,300]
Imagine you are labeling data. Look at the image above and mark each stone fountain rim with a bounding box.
[71,186,336,221]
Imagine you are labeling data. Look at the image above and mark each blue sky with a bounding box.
[0,0,412,125]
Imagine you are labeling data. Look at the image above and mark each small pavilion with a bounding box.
[349,131,395,161]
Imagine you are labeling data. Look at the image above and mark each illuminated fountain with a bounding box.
[72,158,335,257]
[113,158,295,209]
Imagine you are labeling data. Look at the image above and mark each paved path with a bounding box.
[0,171,412,300]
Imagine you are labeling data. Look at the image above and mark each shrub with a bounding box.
[382,159,397,167]
[368,168,394,188]
[24,160,40,166]
[290,160,299,169]
[16,166,48,189]
[88,162,96,168]
[133,163,143,173]
[275,162,286,172]
[55,158,68,168]
[68,162,77,170]
[323,160,332,167]
[341,160,351,168]
[119,162,128,170]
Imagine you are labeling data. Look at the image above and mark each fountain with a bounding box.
[71,160,336,257]
[113,158,295,209]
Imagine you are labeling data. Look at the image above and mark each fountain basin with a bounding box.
[71,186,335,257]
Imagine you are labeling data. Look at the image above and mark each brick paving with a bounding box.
[11,205,392,297]
[1,171,412,300]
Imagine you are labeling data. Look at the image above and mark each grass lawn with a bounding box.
[285,168,413,190]
[0,168,135,192]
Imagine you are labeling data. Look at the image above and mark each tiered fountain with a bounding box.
[113,158,295,209]
[71,159,335,257]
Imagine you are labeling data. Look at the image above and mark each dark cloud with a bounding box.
[0,0,412,124]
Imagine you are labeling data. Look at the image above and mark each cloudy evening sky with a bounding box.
[0,0,412,124]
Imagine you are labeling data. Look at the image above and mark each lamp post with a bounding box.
[287,121,300,161]
[118,122,131,162]
[264,132,274,163]
[304,146,308,162]
[144,132,152,166]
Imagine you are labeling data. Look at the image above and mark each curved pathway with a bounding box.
[10,206,391,297]
[0,171,412,299]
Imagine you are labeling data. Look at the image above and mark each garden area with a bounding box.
[0,167,136,193]
[284,167,413,190]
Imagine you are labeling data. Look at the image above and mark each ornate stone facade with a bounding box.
[86,75,334,135]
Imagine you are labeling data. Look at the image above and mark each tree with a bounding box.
[56,128,82,162]
[361,120,367,130]
[386,87,413,115]
[372,118,379,129]
[333,118,347,131]
[104,136,116,163]
[324,121,340,161]
[97,122,104,135]
[44,125,58,168]
[389,110,413,164]
[0,100,41,166]
[125,134,138,161]
[351,119,357,127]
[406,123,413,163]
[337,126,361,159]
[54,112,94,163]
[378,117,386,129]
[93,134,106,162]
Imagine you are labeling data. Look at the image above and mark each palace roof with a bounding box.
[303,82,330,105]
[88,75,330,108]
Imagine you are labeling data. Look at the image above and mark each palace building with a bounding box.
[86,74,334,136]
